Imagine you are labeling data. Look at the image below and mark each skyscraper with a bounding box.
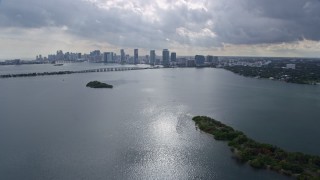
[90,50,101,62]
[103,52,108,63]
[162,49,170,67]
[134,49,139,64]
[109,52,114,63]
[103,52,114,63]
[56,50,64,60]
[150,50,156,65]
[120,49,125,64]
[171,52,176,62]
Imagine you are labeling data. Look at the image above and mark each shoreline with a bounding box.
[223,66,320,85]
[192,116,320,179]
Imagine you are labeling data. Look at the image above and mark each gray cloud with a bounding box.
[0,0,217,49]
[212,0,320,44]
[1,0,320,51]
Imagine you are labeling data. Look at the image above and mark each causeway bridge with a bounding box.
[0,66,159,78]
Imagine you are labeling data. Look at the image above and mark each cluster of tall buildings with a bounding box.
[40,49,136,64]
[34,49,218,67]
[150,49,176,67]
[43,50,82,62]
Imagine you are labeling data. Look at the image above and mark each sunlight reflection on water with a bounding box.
[126,104,193,179]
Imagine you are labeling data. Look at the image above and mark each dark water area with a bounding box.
[1,64,319,179]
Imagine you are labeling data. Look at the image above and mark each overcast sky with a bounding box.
[1,0,320,60]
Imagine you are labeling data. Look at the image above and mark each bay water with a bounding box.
[1,64,319,179]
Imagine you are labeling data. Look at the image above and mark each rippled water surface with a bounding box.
[1,64,319,179]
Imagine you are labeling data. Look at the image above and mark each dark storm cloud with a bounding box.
[212,0,320,45]
[0,0,216,48]
[1,0,320,48]
[0,0,89,29]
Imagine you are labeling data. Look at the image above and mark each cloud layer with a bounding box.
[1,0,320,59]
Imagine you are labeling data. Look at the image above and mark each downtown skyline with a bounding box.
[1,0,320,60]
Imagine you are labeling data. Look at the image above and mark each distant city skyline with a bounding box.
[1,0,320,60]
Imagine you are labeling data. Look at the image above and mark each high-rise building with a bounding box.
[103,52,114,63]
[90,50,101,57]
[195,55,205,65]
[134,49,139,64]
[171,52,176,62]
[162,49,170,67]
[108,52,115,63]
[77,53,82,60]
[109,52,114,63]
[206,55,214,63]
[90,50,101,62]
[150,50,156,65]
[36,54,44,61]
[120,49,125,64]
[207,55,219,65]
[113,53,116,63]
[56,50,64,60]
[103,52,108,63]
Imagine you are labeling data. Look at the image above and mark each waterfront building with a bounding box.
[120,49,125,64]
[90,50,102,62]
[103,52,108,63]
[195,55,205,65]
[177,58,187,67]
[206,55,213,63]
[103,52,114,63]
[207,55,219,65]
[171,52,176,62]
[134,49,139,64]
[150,50,156,65]
[56,50,64,61]
[186,59,195,67]
[162,49,170,67]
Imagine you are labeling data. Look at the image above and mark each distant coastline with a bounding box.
[224,65,320,85]
[1,58,320,86]
[192,116,320,179]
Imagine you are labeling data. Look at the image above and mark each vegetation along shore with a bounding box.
[192,116,320,179]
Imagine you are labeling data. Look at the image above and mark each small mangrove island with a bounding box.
[86,81,113,88]
[192,116,320,179]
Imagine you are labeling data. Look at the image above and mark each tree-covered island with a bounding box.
[86,81,113,88]
[192,116,320,179]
